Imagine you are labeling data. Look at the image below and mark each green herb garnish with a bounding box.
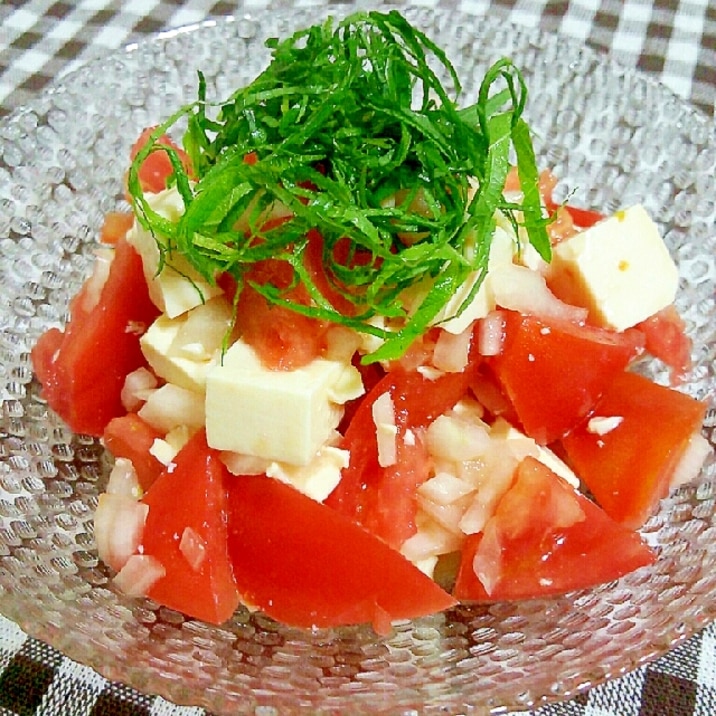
[127,10,551,364]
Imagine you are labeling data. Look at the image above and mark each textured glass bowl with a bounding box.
[1,4,715,714]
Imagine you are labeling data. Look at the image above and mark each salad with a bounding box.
[31,11,710,635]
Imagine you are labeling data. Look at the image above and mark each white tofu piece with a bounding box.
[127,187,223,318]
[265,444,350,502]
[549,205,679,331]
[221,440,349,502]
[140,297,232,391]
[205,339,364,466]
[433,225,516,333]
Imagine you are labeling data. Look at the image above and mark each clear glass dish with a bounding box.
[0,4,714,713]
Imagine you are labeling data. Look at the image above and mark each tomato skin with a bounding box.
[31,237,160,436]
[326,368,471,549]
[487,310,644,444]
[635,305,692,385]
[226,474,456,633]
[141,430,239,625]
[453,457,655,601]
[561,371,707,529]
[129,127,192,194]
[505,167,603,242]
[103,414,165,492]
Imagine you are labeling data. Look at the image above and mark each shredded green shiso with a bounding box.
[127,10,551,364]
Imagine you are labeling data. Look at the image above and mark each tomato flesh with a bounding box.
[326,368,471,548]
[454,457,656,601]
[488,310,644,444]
[103,414,165,492]
[561,371,706,529]
[129,127,193,194]
[233,256,333,370]
[226,474,456,633]
[99,211,134,245]
[31,237,160,436]
[636,305,692,385]
[140,430,239,625]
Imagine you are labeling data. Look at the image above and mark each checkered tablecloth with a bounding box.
[0,1,714,715]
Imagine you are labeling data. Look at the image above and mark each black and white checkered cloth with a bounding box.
[0,1,714,714]
[1,616,716,715]
[0,0,714,118]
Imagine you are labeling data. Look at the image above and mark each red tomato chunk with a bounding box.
[140,430,240,625]
[487,310,644,444]
[561,371,707,529]
[454,457,656,601]
[226,473,456,634]
[31,237,160,436]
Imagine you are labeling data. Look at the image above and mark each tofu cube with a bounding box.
[205,339,363,465]
[127,187,223,318]
[549,205,679,331]
[140,297,233,391]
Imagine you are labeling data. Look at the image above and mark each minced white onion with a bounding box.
[432,327,472,372]
[79,248,114,313]
[400,514,463,563]
[106,457,142,500]
[179,527,208,572]
[94,493,148,572]
[490,263,588,324]
[670,432,712,489]
[372,391,398,467]
[477,312,505,356]
[418,471,475,506]
[121,367,158,412]
[113,554,165,598]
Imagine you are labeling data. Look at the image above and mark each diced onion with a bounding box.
[417,494,472,535]
[425,414,491,461]
[418,472,475,506]
[372,391,397,467]
[477,312,505,356]
[138,383,205,433]
[113,554,165,598]
[179,526,207,572]
[400,513,463,562]
[472,522,503,596]
[80,248,114,313]
[670,432,712,489]
[106,457,142,500]
[490,263,588,323]
[587,415,624,436]
[433,327,472,372]
[121,367,159,412]
[149,438,179,467]
[94,493,148,572]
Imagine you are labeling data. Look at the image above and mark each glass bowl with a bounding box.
[0,4,714,713]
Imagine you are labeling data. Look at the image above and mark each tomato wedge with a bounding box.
[454,457,655,601]
[326,368,472,548]
[226,474,456,634]
[103,414,165,492]
[140,430,239,625]
[31,237,160,436]
[487,310,644,444]
[561,371,707,529]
